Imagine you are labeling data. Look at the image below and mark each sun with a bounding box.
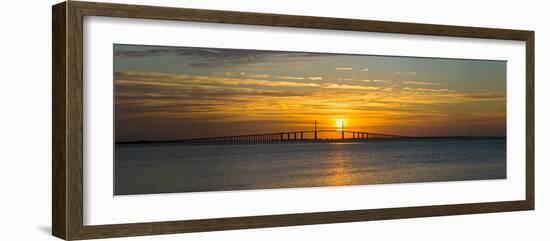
[335,118,345,131]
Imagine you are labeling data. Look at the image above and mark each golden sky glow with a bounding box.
[335,118,345,131]
[114,44,506,141]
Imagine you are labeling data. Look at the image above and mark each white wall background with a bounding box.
[0,0,547,240]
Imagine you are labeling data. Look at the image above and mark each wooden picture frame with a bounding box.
[52,1,534,240]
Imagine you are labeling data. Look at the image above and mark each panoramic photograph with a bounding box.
[113,44,506,195]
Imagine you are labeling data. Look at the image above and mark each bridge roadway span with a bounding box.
[178,130,408,144]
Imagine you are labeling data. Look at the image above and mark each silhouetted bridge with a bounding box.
[178,129,408,144]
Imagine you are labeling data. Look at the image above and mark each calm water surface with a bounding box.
[114,138,506,195]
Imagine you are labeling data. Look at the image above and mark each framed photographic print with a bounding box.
[52,1,534,240]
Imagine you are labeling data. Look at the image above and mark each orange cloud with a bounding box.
[116,71,319,88]
[403,80,440,86]
[322,83,380,90]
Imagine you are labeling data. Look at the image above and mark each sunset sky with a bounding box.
[114,44,506,142]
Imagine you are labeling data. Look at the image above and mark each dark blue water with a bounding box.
[114,138,506,195]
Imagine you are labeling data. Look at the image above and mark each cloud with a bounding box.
[224,72,239,76]
[322,83,380,90]
[277,76,306,80]
[403,87,453,92]
[339,78,355,81]
[226,72,270,79]
[403,81,440,86]
[249,74,270,78]
[336,67,354,70]
[457,93,506,101]
[360,79,389,83]
[117,86,304,101]
[114,44,329,69]
[396,71,417,75]
[116,71,319,88]
[307,76,323,81]
[114,46,219,58]
[360,67,369,72]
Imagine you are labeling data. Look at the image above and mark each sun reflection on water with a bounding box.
[326,152,354,186]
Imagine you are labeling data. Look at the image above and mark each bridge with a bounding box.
[175,120,408,144]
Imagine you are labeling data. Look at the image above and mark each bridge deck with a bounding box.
[174,130,408,144]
